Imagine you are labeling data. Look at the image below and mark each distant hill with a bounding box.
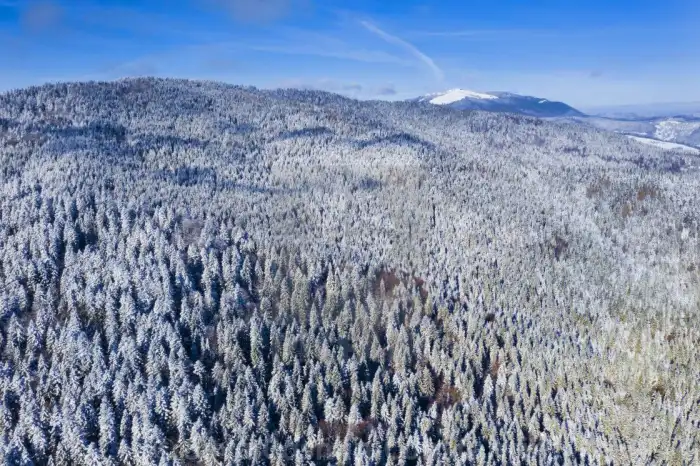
[582,101,700,119]
[566,115,700,149]
[414,89,700,148]
[414,88,585,118]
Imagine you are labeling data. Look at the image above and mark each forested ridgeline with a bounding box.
[0,79,698,464]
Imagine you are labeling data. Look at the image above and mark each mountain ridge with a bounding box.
[414,88,585,118]
[583,101,700,119]
[412,87,700,148]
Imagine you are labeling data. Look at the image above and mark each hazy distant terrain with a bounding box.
[415,88,700,150]
[568,115,700,149]
[583,101,700,119]
[0,78,698,465]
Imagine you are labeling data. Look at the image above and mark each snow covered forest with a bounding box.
[0,78,698,465]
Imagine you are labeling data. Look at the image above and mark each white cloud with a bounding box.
[360,21,444,82]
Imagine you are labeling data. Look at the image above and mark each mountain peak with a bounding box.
[427,89,499,105]
[415,89,585,118]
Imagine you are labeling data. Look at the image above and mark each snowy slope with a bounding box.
[427,89,498,104]
[627,135,700,154]
[415,89,584,118]
[654,119,700,143]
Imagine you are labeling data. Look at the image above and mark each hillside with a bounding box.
[0,78,698,465]
[627,135,700,154]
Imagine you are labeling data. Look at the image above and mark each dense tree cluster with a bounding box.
[0,78,698,465]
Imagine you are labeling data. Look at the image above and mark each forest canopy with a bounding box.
[0,78,698,465]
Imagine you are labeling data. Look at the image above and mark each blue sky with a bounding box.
[1,0,698,107]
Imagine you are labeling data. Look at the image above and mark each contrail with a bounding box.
[360,20,444,82]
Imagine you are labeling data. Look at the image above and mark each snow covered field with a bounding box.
[628,135,700,154]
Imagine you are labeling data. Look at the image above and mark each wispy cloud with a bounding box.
[360,21,444,82]
[70,4,228,43]
[21,1,63,31]
[413,29,552,38]
[248,43,413,66]
[372,84,397,96]
[277,78,360,94]
[342,83,363,92]
[413,27,672,40]
[275,79,405,100]
[105,59,160,78]
[208,0,310,23]
[202,56,239,72]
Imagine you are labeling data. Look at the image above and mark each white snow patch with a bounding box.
[654,119,700,142]
[628,135,700,154]
[429,89,498,105]
[538,99,548,104]
[655,120,682,141]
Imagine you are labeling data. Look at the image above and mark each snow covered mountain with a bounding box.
[415,88,585,118]
[413,88,700,148]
